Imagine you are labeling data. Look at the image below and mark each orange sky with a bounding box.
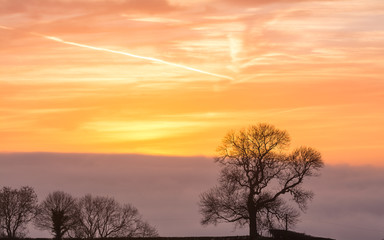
[1,0,383,165]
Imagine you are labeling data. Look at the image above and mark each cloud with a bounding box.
[297,164,384,240]
[0,152,241,237]
[222,0,336,7]
[118,0,178,14]
[0,0,177,15]
[1,153,384,240]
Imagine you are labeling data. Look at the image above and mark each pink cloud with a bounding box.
[222,0,336,6]
[0,0,177,16]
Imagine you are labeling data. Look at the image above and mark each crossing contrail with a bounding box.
[0,25,233,80]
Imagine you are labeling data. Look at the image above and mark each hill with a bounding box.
[269,229,335,240]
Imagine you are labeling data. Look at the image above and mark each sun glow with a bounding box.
[82,121,207,141]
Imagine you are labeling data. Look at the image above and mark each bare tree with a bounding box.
[34,191,80,240]
[135,220,159,237]
[199,123,324,239]
[74,194,98,238]
[0,186,38,238]
[75,194,158,238]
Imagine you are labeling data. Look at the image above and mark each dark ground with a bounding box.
[6,231,335,240]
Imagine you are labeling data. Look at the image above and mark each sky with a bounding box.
[0,0,383,164]
[0,0,384,239]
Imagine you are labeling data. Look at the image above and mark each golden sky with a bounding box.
[1,0,383,165]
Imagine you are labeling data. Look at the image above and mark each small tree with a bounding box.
[199,123,324,239]
[34,191,79,240]
[135,220,159,237]
[0,186,38,238]
[76,194,158,238]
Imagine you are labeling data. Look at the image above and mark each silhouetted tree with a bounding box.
[72,194,98,239]
[75,194,158,238]
[34,191,79,240]
[0,186,38,238]
[199,123,324,239]
[135,220,159,237]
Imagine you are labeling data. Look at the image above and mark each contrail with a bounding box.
[42,35,234,80]
[0,25,233,80]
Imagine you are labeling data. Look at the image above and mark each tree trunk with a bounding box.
[52,210,65,240]
[248,197,258,240]
[249,214,258,240]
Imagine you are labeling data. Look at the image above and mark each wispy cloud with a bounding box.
[124,15,185,24]
[0,25,13,30]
